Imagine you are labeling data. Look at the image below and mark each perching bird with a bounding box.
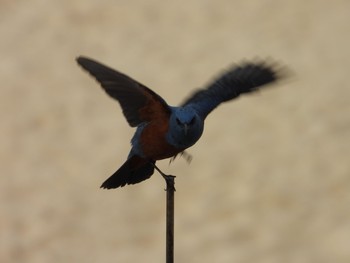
[76,56,283,189]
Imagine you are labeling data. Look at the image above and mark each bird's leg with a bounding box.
[180,151,193,163]
[153,164,176,191]
[169,151,192,164]
[153,164,175,180]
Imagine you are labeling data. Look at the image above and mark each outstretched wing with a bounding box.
[182,60,283,119]
[76,56,171,127]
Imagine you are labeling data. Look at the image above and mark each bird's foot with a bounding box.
[181,151,193,163]
[169,151,192,164]
[153,164,176,191]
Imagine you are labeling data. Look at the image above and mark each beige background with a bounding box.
[1,0,349,262]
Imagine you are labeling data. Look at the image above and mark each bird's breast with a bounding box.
[140,119,185,160]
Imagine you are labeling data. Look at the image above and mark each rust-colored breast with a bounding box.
[140,119,183,160]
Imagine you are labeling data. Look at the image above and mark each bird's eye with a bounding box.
[176,118,181,125]
[189,117,196,125]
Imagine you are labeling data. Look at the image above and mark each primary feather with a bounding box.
[182,61,281,119]
[76,56,170,127]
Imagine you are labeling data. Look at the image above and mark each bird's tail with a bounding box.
[100,156,155,189]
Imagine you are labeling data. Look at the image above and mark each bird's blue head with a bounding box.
[166,107,204,148]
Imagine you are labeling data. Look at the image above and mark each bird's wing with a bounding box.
[76,56,171,127]
[181,61,283,119]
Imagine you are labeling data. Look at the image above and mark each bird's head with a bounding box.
[167,107,204,148]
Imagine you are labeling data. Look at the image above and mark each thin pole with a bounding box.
[153,165,176,263]
[165,175,175,263]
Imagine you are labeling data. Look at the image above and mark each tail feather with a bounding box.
[101,156,155,189]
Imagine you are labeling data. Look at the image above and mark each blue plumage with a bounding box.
[182,62,279,118]
[166,107,203,149]
[76,57,283,189]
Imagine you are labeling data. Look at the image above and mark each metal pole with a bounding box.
[153,164,175,263]
[165,175,175,263]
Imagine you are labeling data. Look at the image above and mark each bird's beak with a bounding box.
[183,124,189,135]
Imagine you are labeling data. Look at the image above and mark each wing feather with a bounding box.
[182,60,284,118]
[76,56,170,127]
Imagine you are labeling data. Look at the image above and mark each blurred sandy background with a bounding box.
[1,0,349,262]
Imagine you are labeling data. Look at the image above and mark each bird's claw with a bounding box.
[162,174,176,191]
[153,164,176,191]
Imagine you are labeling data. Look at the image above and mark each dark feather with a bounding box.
[100,156,155,189]
[182,60,284,118]
[76,56,170,126]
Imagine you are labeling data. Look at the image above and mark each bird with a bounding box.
[76,56,283,189]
